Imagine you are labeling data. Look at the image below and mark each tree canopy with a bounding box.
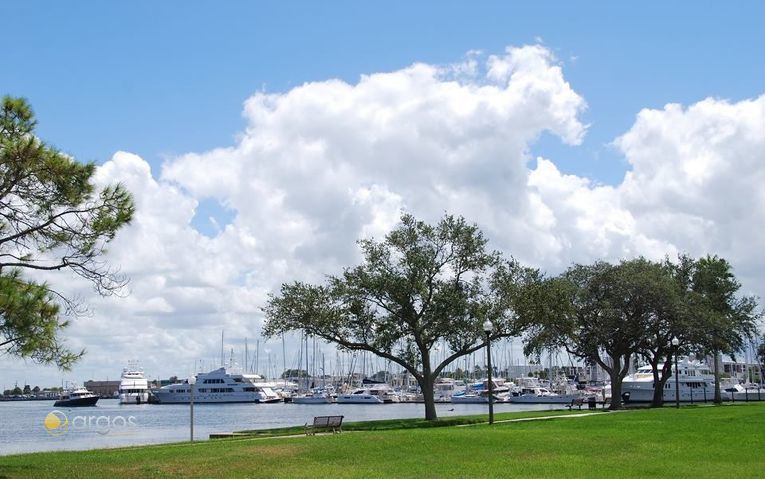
[521,260,667,409]
[519,256,761,409]
[0,96,134,369]
[685,255,760,403]
[264,213,531,420]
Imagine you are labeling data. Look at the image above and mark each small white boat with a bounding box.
[335,383,400,404]
[434,378,466,402]
[722,383,765,401]
[336,388,384,404]
[450,379,511,403]
[451,391,494,403]
[291,389,334,404]
[508,387,582,404]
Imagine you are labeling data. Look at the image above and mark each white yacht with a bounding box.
[336,383,399,404]
[291,388,334,404]
[622,358,715,403]
[450,379,512,403]
[722,383,765,401]
[434,378,466,402]
[119,363,150,405]
[336,388,384,404]
[508,387,582,404]
[152,367,279,404]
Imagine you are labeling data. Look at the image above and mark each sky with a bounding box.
[2,1,765,388]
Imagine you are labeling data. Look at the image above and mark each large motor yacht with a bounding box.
[151,367,279,404]
[119,363,150,404]
[622,358,715,403]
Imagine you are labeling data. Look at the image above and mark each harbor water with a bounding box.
[0,399,560,455]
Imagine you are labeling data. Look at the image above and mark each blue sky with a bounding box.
[5,1,764,186]
[3,2,765,386]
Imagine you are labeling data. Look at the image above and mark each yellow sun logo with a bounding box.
[44,410,69,436]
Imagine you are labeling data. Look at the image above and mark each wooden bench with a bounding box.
[566,397,585,410]
[305,415,344,435]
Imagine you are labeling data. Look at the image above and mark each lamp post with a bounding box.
[188,375,197,441]
[671,337,680,409]
[483,320,494,425]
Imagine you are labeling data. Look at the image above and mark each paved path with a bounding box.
[457,410,616,427]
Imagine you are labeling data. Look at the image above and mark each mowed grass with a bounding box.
[1,404,764,479]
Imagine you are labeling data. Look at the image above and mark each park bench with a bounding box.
[305,415,344,436]
[566,397,585,410]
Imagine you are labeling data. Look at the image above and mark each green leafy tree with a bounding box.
[756,337,765,383]
[0,96,134,369]
[522,260,659,410]
[633,257,690,407]
[688,255,760,404]
[264,214,529,420]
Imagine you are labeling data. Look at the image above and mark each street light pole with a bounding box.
[189,375,197,441]
[671,337,680,409]
[483,320,494,425]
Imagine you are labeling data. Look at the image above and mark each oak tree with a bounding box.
[264,214,529,420]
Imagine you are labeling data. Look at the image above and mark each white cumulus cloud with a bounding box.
[5,46,765,388]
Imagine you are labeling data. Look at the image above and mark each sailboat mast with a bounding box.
[245,338,249,374]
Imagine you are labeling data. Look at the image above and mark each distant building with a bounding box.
[84,380,120,397]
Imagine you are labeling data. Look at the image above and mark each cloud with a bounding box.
[5,45,764,387]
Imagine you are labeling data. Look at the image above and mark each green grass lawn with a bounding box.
[1,404,763,478]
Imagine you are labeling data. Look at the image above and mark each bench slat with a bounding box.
[305,415,344,436]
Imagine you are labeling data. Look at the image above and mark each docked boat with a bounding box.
[450,391,501,403]
[722,383,765,401]
[151,367,279,404]
[336,383,400,404]
[434,378,466,402]
[291,389,334,404]
[54,387,99,407]
[450,379,512,403]
[336,388,384,404]
[622,358,716,403]
[119,363,150,404]
[508,387,582,404]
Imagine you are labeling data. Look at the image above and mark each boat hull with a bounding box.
[151,391,263,404]
[54,396,99,407]
[291,396,333,404]
[335,395,384,404]
[508,394,581,404]
[119,392,150,404]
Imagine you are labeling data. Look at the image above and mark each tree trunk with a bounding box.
[419,349,438,421]
[607,356,623,410]
[651,358,672,407]
[713,350,722,404]
[650,367,663,407]
[420,377,438,421]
